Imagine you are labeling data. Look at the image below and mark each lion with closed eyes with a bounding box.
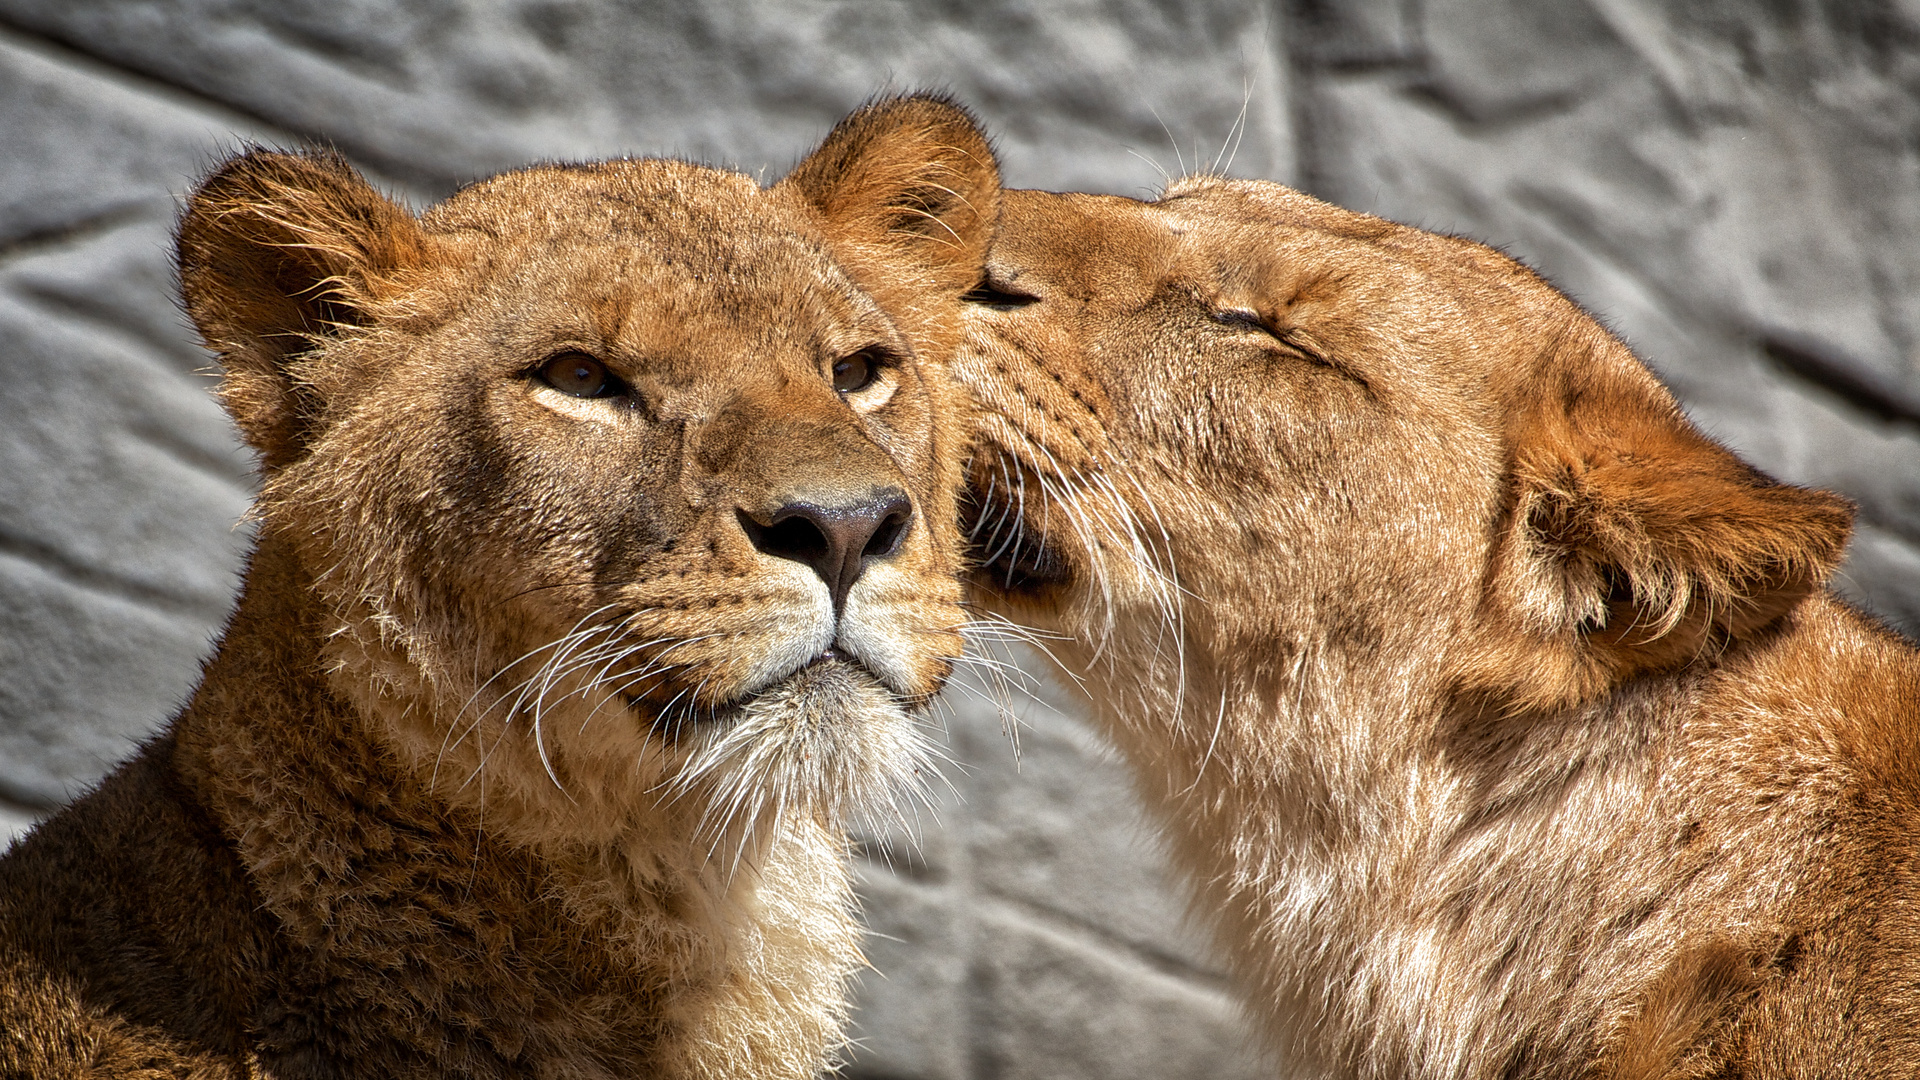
[0,95,998,1079]
[960,177,1920,1079]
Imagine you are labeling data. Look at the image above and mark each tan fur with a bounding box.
[958,177,1920,1078]
[0,95,1000,1079]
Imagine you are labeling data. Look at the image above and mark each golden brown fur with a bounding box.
[958,177,1920,1078]
[0,95,1000,1078]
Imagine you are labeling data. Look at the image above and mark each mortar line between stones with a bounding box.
[3,289,259,491]
[0,17,445,197]
[0,202,161,265]
[0,528,234,622]
[976,890,1237,996]
[0,781,58,816]
[0,18,291,142]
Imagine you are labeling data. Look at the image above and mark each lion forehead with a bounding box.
[421,194,896,363]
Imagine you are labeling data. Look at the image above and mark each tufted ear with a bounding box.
[177,148,430,471]
[777,93,1001,311]
[1466,344,1854,713]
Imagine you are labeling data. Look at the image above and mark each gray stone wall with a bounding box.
[1,3,1916,1078]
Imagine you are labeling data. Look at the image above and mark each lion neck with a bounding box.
[166,534,795,1026]
[1052,607,1697,1076]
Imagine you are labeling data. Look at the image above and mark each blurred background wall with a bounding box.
[1,2,1916,1078]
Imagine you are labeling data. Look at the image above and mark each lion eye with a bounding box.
[536,351,616,398]
[961,278,1040,309]
[1212,308,1272,334]
[832,349,882,394]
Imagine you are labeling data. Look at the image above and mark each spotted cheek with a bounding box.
[611,560,835,712]
[838,562,966,702]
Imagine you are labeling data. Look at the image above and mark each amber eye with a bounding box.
[832,349,882,394]
[535,351,615,398]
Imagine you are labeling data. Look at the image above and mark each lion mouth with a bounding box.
[757,654,893,711]
[630,649,905,737]
[964,470,1072,598]
[773,651,907,712]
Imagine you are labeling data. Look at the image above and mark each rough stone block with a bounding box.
[0,0,1294,194]
[0,551,216,807]
[0,229,253,613]
[950,682,1221,977]
[1421,0,1633,120]
[1288,0,1418,66]
[0,26,246,244]
[848,870,969,1080]
[971,905,1269,1080]
[0,30,263,813]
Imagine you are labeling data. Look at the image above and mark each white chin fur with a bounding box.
[673,660,936,854]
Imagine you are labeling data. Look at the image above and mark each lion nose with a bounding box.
[737,490,914,616]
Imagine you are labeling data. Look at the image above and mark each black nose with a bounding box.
[738,490,914,615]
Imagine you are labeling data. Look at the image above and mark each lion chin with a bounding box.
[675,656,936,853]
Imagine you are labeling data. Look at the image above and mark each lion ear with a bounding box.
[778,93,1001,305]
[177,148,429,471]
[1470,341,1854,712]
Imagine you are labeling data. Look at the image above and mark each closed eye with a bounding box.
[962,278,1040,310]
[1211,308,1370,391]
[1213,308,1317,356]
[1211,308,1271,334]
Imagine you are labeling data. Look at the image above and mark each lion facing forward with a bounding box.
[0,95,999,1079]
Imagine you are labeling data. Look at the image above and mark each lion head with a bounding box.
[960,176,1852,723]
[176,95,1000,862]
